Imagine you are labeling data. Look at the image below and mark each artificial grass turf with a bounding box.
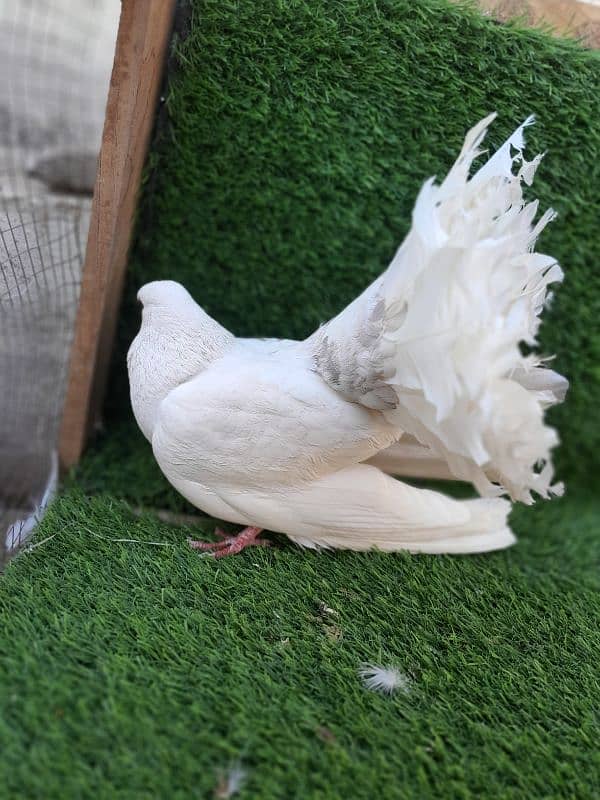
[0,488,599,799]
[2,1,600,797]
[112,0,600,488]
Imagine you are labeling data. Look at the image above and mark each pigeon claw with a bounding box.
[188,526,269,558]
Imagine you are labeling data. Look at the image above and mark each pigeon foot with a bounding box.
[188,526,268,557]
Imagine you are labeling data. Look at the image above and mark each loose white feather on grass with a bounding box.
[214,762,247,798]
[359,664,411,695]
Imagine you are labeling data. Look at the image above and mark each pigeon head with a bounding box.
[137,280,194,310]
[136,279,212,330]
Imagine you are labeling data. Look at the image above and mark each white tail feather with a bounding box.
[312,115,567,503]
[380,115,565,502]
[364,436,454,480]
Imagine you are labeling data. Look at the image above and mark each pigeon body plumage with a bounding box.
[128,115,567,557]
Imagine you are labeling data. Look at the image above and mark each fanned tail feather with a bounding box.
[377,114,566,502]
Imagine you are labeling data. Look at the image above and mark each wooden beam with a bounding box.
[468,0,600,45]
[59,0,176,469]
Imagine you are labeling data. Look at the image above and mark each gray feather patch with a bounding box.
[313,297,398,411]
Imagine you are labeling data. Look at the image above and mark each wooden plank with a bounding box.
[59,0,176,469]
[472,0,600,45]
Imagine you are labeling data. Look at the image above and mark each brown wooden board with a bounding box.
[471,0,600,46]
[59,0,176,469]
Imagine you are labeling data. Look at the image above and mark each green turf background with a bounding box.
[1,2,599,798]
[1,487,598,799]
[113,0,600,489]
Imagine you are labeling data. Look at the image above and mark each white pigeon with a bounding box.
[128,114,568,558]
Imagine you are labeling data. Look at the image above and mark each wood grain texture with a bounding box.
[475,0,600,45]
[59,0,176,469]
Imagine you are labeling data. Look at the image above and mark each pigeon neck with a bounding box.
[128,308,234,441]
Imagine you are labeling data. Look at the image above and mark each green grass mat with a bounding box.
[112,0,600,487]
[2,2,599,797]
[1,488,598,799]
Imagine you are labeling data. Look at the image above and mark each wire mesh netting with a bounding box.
[0,0,120,565]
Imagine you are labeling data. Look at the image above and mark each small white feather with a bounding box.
[215,763,247,798]
[359,664,411,695]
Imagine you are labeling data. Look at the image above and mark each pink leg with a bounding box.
[187,527,237,550]
[188,526,269,558]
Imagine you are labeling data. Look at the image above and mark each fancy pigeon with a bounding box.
[128,114,567,557]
